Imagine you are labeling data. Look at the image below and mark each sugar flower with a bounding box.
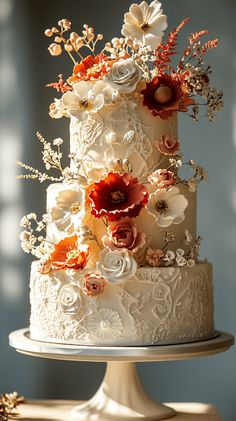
[121,0,168,50]
[105,58,141,93]
[146,247,165,266]
[50,187,85,233]
[48,43,62,56]
[147,186,188,227]
[58,284,81,314]
[88,172,148,221]
[83,273,106,296]
[49,98,65,119]
[97,247,137,284]
[50,234,89,270]
[142,74,194,119]
[102,217,146,252]
[155,135,180,155]
[61,80,113,119]
[148,169,176,188]
[68,54,115,83]
[37,258,52,274]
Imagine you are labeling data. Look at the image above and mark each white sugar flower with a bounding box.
[162,250,175,266]
[49,98,65,119]
[121,0,167,50]
[176,255,187,267]
[87,308,123,340]
[147,187,188,228]
[50,187,85,233]
[61,80,114,120]
[97,248,137,284]
[105,58,141,93]
[58,285,81,314]
[184,229,193,244]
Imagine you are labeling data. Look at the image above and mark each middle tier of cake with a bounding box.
[46,181,197,259]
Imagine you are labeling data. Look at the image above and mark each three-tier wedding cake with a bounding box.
[18,0,223,346]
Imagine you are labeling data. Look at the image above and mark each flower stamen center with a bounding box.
[155,199,168,213]
[79,99,91,110]
[140,22,151,32]
[70,202,81,214]
[101,320,111,330]
[66,249,80,260]
[110,190,126,204]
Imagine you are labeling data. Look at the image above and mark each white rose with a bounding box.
[97,247,137,284]
[105,58,141,93]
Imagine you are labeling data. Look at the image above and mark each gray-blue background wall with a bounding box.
[0,0,235,419]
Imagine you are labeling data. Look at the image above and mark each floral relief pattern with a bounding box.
[30,262,214,345]
[86,308,123,340]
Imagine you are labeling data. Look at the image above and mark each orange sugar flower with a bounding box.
[68,53,116,83]
[50,234,89,271]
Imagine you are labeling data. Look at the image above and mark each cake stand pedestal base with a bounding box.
[71,361,175,420]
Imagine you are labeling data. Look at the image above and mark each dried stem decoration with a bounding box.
[0,392,25,421]
[16,132,64,183]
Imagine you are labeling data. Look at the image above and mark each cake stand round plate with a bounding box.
[9,329,234,421]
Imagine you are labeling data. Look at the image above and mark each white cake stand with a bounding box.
[9,329,234,421]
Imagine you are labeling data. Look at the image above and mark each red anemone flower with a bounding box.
[88,172,148,221]
[50,235,89,271]
[142,73,194,120]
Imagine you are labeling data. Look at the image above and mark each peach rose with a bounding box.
[155,135,180,155]
[148,169,176,189]
[146,248,165,267]
[83,273,105,296]
[102,217,146,252]
[37,258,52,274]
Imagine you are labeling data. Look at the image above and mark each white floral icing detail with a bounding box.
[147,186,188,228]
[77,115,104,154]
[50,187,85,233]
[30,262,214,345]
[121,0,168,50]
[105,58,142,93]
[86,308,123,340]
[97,248,137,284]
[58,285,81,314]
[69,94,155,182]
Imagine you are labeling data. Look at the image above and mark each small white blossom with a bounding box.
[20,216,30,227]
[53,137,63,146]
[176,255,187,267]
[187,259,195,267]
[27,213,37,220]
[184,230,193,244]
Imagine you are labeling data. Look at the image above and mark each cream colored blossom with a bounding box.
[147,186,188,228]
[50,187,85,233]
[61,80,115,120]
[121,0,167,50]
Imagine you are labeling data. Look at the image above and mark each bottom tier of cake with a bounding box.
[30,261,214,346]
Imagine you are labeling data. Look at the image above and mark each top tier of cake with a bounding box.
[69,89,177,182]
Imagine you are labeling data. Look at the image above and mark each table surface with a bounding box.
[14,400,221,421]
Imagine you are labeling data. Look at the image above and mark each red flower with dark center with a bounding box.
[50,235,89,271]
[88,172,149,221]
[142,74,195,120]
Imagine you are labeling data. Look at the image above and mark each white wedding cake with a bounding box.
[18,1,223,346]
